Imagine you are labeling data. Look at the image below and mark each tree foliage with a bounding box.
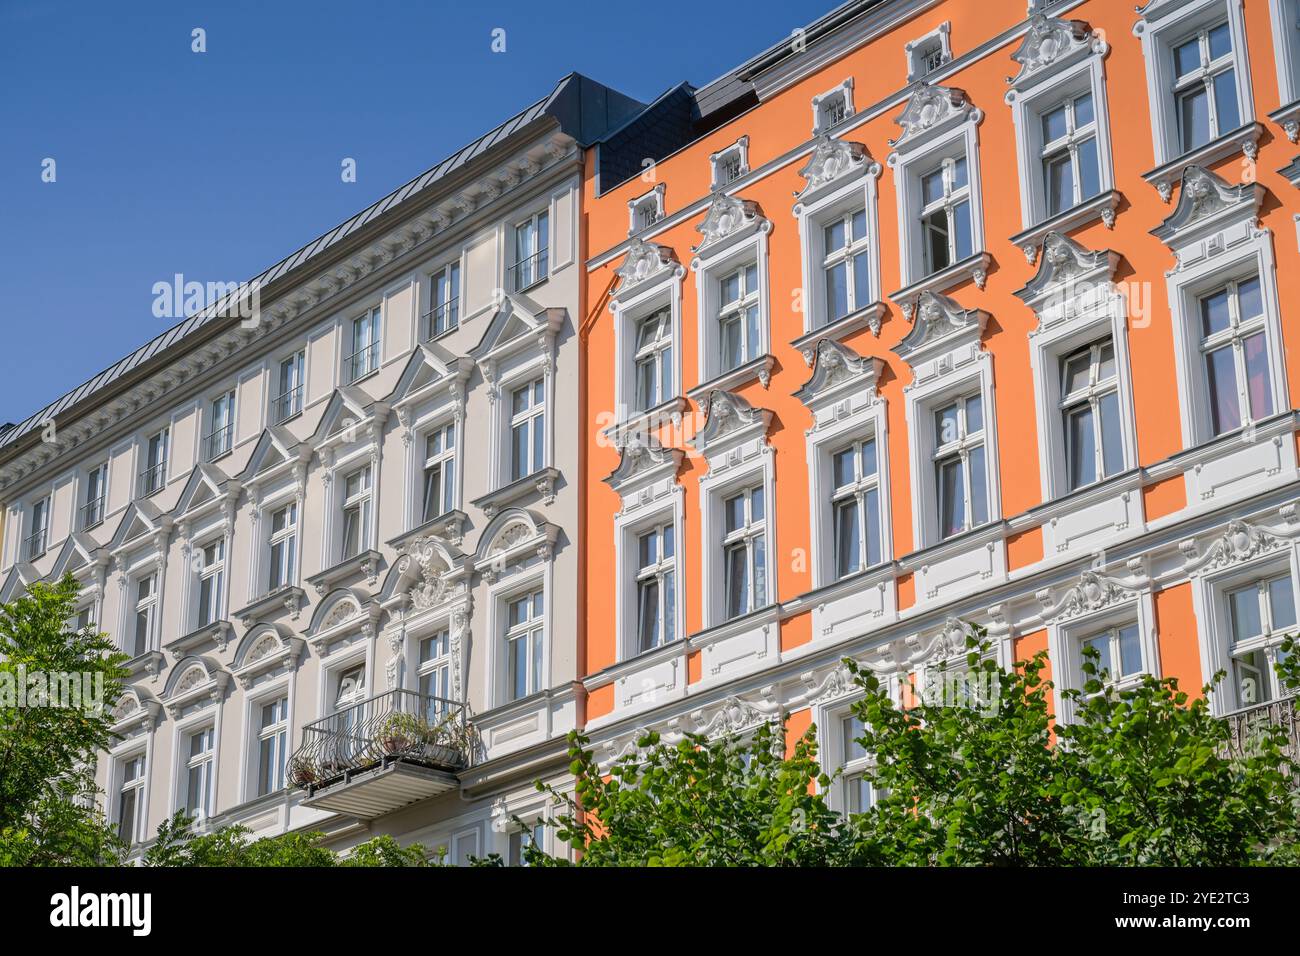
[531,631,1300,866]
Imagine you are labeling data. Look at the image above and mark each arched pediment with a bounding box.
[307,586,375,637]
[232,622,296,669]
[473,508,559,566]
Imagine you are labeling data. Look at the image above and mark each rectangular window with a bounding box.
[256,697,289,796]
[840,712,878,813]
[512,211,550,291]
[116,754,146,843]
[418,629,451,720]
[427,263,461,339]
[341,466,373,561]
[1080,622,1143,686]
[509,821,544,866]
[421,423,456,522]
[140,428,169,497]
[1197,275,1270,436]
[184,726,215,820]
[933,393,988,540]
[919,156,972,275]
[635,523,676,653]
[1227,574,1297,706]
[274,351,305,424]
[347,308,382,383]
[509,380,545,481]
[268,503,298,591]
[133,573,158,657]
[505,590,544,702]
[196,539,226,628]
[82,464,107,530]
[205,390,235,461]
[831,437,882,578]
[718,263,761,373]
[1041,91,1101,216]
[821,208,871,325]
[633,308,673,412]
[722,487,766,620]
[1172,22,1241,154]
[26,497,49,560]
[1060,339,1124,491]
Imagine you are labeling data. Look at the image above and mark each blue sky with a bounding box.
[0,0,834,423]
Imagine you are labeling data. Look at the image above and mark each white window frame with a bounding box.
[1268,0,1300,139]
[205,389,236,462]
[193,536,227,629]
[420,420,458,523]
[253,692,290,797]
[426,259,462,340]
[811,79,855,133]
[511,208,550,292]
[502,587,545,704]
[1047,590,1159,724]
[130,570,159,658]
[627,184,666,237]
[139,426,170,498]
[415,627,453,713]
[180,723,216,821]
[26,495,49,561]
[905,22,952,82]
[481,521,554,711]
[339,463,374,562]
[81,462,108,531]
[1132,0,1255,173]
[1058,338,1127,493]
[112,750,148,844]
[347,306,382,384]
[610,242,685,432]
[273,349,306,424]
[702,465,774,629]
[929,391,990,542]
[267,501,298,592]
[828,434,885,580]
[709,136,750,189]
[691,214,772,388]
[507,377,546,482]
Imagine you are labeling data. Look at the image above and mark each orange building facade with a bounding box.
[577,0,1300,804]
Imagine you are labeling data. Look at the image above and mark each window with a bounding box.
[26,497,49,560]
[813,86,853,132]
[509,380,545,481]
[332,664,367,761]
[505,590,544,702]
[933,393,988,540]
[418,629,451,719]
[81,464,107,530]
[509,821,544,866]
[116,754,146,843]
[710,139,750,188]
[183,726,215,820]
[822,208,871,324]
[140,427,169,497]
[1197,276,1272,436]
[274,351,305,424]
[831,437,882,578]
[1172,22,1241,153]
[718,263,761,373]
[633,308,673,411]
[630,192,663,234]
[268,503,298,591]
[906,23,952,81]
[421,424,456,522]
[722,487,766,620]
[1041,92,1101,217]
[205,390,235,461]
[634,523,676,653]
[341,465,373,561]
[347,307,382,383]
[132,573,158,657]
[920,157,972,275]
[74,606,93,632]
[1226,574,1296,707]
[334,665,366,713]
[195,539,226,628]
[512,210,549,291]
[1060,339,1124,491]
[427,263,460,339]
[256,697,289,796]
[840,713,876,813]
[1079,622,1143,688]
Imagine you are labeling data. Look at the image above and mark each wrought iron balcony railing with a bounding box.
[287,688,472,795]
[24,528,47,561]
[272,385,303,424]
[1222,694,1300,766]
[138,460,167,498]
[80,495,106,531]
[345,342,380,384]
[204,423,233,462]
[423,296,459,340]
[509,248,549,292]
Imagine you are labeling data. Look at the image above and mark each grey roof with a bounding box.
[0,73,643,458]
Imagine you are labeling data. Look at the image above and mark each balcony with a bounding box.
[138,460,167,498]
[24,528,48,561]
[345,342,380,384]
[1222,694,1300,767]
[288,689,473,819]
[272,385,303,424]
[508,248,549,293]
[203,423,233,462]
[79,495,106,531]
[423,297,459,340]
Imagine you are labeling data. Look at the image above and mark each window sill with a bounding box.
[791,302,887,365]
[1010,189,1123,264]
[306,549,383,596]
[346,367,381,388]
[897,518,1007,575]
[689,602,780,650]
[890,251,991,318]
[232,585,307,628]
[512,274,550,296]
[686,354,776,404]
[600,396,689,448]
[164,619,233,660]
[1142,122,1264,202]
[1269,99,1300,146]
[388,510,469,551]
[471,467,561,518]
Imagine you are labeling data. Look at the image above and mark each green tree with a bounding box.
[0,576,128,866]
[143,811,442,867]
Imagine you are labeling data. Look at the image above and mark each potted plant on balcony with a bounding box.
[378,711,422,757]
[287,754,318,789]
[418,713,472,770]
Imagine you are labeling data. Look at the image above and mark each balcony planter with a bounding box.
[287,756,318,789]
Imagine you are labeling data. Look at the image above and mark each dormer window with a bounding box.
[710,138,750,189]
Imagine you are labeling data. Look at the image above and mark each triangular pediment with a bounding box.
[387,342,471,407]
[469,292,562,365]
[310,386,376,445]
[108,499,168,552]
[175,461,232,518]
[238,425,304,482]
[49,532,103,581]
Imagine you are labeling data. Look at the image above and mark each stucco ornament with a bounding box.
[246,634,278,663]
[796,135,867,195]
[615,238,675,291]
[405,536,449,610]
[320,599,359,631]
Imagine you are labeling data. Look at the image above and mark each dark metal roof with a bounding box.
[1,73,643,457]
